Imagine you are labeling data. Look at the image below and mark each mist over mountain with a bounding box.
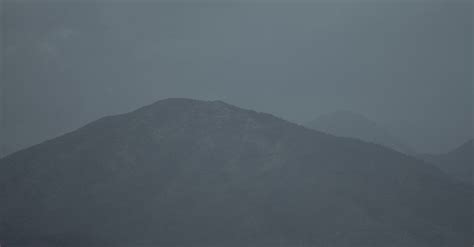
[422,140,473,185]
[0,99,471,247]
[305,111,415,155]
[2,1,472,155]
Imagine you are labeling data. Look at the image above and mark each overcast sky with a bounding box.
[1,0,472,154]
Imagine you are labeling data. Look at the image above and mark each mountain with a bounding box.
[305,111,415,155]
[423,140,473,185]
[0,98,471,247]
[0,143,23,159]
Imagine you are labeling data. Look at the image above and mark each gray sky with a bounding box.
[1,0,472,154]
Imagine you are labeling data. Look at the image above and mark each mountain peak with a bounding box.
[135,98,240,115]
[0,100,470,247]
[148,98,234,107]
[306,111,414,154]
[307,111,379,131]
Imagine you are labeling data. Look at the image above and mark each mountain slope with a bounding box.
[0,99,471,247]
[423,140,473,185]
[306,111,414,154]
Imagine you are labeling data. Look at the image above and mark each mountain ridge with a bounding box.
[422,140,473,185]
[0,98,471,247]
[305,111,415,155]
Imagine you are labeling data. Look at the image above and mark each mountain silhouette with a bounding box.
[423,140,473,185]
[0,99,471,247]
[306,111,415,155]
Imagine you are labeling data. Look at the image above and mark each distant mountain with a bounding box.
[306,111,415,154]
[423,140,473,185]
[0,99,471,247]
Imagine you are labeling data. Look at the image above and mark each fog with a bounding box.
[1,0,472,155]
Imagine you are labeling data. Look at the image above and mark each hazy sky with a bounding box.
[1,0,472,154]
